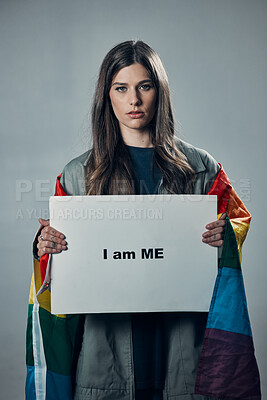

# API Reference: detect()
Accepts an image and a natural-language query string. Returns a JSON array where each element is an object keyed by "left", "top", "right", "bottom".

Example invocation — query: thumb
[
  {"left": 39, "top": 218, "right": 50, "bottom": 227},
  {"left": 219, "top": 212, "right": 227, "bottom": 220}
]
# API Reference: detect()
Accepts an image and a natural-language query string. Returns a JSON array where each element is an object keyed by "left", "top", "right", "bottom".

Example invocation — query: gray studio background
[{"left": 1, "top": 0, "right": 266, "bottom": 399}]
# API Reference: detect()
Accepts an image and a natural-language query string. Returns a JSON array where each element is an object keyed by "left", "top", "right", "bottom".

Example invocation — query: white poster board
[{"left": 50, "top": 195, "right": 217, "bottom": 314}]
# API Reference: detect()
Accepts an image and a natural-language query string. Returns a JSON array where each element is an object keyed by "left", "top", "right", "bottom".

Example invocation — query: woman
[{"left": 26, "top": 41, "right": 260, "bottom": 400}]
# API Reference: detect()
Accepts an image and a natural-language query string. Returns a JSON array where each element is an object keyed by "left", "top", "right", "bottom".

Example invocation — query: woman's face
[{"left": 109, "top": 63, "right": 157, "bottom": 146}]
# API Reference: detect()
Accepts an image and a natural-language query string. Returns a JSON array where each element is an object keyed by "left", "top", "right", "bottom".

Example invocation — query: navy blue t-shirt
[{"left": 126, "top": 145, "right": 165, "bottom": 390}]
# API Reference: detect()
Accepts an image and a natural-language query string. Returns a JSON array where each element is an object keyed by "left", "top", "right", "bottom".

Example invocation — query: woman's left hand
[{"left": 202, "top": 212, "right": 226, "bottom": 247}]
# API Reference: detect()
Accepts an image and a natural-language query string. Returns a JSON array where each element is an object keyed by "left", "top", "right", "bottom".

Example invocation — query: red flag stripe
[
  {"left": 207, "top": 164, "right": 232, "bottom": 214},
  {"left": 40, "top": 174, "right": 67, "bottom": 283}
]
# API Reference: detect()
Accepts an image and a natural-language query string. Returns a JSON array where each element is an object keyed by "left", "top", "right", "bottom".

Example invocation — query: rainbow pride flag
[
  {"left": 26, "top": 174, "right": 83, "bottom": 400},
  {"left": 25, "top": 166, "right": 261, "bottom": 399},
  {"left": 195, "top": 166, "right": 261, "bottom": 399}
]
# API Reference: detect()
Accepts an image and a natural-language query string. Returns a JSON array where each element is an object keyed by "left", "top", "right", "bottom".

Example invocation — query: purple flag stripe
[{"left": 195, "top": 328, "right": 261, "bottom": 400}]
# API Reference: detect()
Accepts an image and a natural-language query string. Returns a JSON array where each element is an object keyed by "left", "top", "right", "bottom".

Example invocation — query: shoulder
[
  {"left": 60, "top": 150, "right": 91, "bottom": 195},
  {"left": 175, "top": 137, "right": 220, "bottom": 176},
  {"left": 63, "top": 150, "right": 91, "bottom": 172},
  {"left": 174, "top": 137, "right": 221, "bottom": 193}
]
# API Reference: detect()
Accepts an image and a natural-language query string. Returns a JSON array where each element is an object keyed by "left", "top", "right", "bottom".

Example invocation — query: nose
[{"left": 129, "top": 89, "right": 142, "bottom": 106}]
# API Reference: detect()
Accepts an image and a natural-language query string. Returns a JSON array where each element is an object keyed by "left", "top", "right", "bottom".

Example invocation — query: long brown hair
[{"left": 86, "top": 40, "right": 194, "bottom": 194}]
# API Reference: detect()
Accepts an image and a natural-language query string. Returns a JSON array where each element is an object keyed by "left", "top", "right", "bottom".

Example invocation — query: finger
[
  {"left": 37, "top": 241, "right": 67, "bottom": 255},
  {"left": 39, "top": 218, "right": 50, "bottom": 227},
  {"left": 202, "top": 226, "right": 224, "bottom": 239},
  {"left": 39, "top": 233, "right": 67, "bottom": 245},
  {"left": 38, "top": 239, "right": 67, "bottom": 250},
  {"left": 202, "top": 232, "right": 224, "bottom": 244},
  {"left": 37, "top": 246, "right": 63, "bottom": 257},
  {"left": 205, "top": 219, "right": 226, "bottom": 230},
  {"left": 206, "top": 239, "right": 224, "bottom": 247},
  {"left": 202, "top": 234, "right": 224, "bottom": 247},
  {"left": 41, "top": 225, "right": 65, "bottom": 239},
  {"left": 205, "top": 212, "right": 227, "bottom": 230}
]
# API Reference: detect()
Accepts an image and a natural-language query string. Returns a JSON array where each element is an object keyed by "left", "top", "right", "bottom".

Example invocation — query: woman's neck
[{"left": 121, "top": 129, "right": 153, "bottom": 148}]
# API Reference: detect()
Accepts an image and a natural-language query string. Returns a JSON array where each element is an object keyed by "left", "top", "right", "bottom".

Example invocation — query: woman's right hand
[{"left": 37, "top": 218, "right": 67, "bottom": 257}]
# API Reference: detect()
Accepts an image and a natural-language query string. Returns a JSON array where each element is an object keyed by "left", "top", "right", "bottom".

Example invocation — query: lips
[{"left": 127, "top": 111, "right": 145, "bottom": 119}]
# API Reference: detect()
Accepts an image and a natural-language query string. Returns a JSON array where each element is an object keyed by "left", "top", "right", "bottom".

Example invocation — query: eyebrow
[{"left": 112, "top": 79, "right": 153, "bottom": 86}]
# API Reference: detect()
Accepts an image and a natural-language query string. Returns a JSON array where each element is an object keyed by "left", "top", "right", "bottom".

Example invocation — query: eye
[
  {"left": 139, "top": 84, "right": 152, "bottom": 91},
  {"left": 115, "top": 86, "right": 127, "bottom": 92}
]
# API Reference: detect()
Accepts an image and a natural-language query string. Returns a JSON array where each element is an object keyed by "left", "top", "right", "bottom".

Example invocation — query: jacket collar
[{"left": 83, "top": 138, "right": 207, "bottom": 174}]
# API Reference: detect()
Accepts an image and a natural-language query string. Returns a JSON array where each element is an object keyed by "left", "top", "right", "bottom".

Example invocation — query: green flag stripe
[
  {"left": 26, "top": 303, "right": 82, "bottom": 375},
  {"left": 219, "top": 216, "right": 241, "bottom": 270}
]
